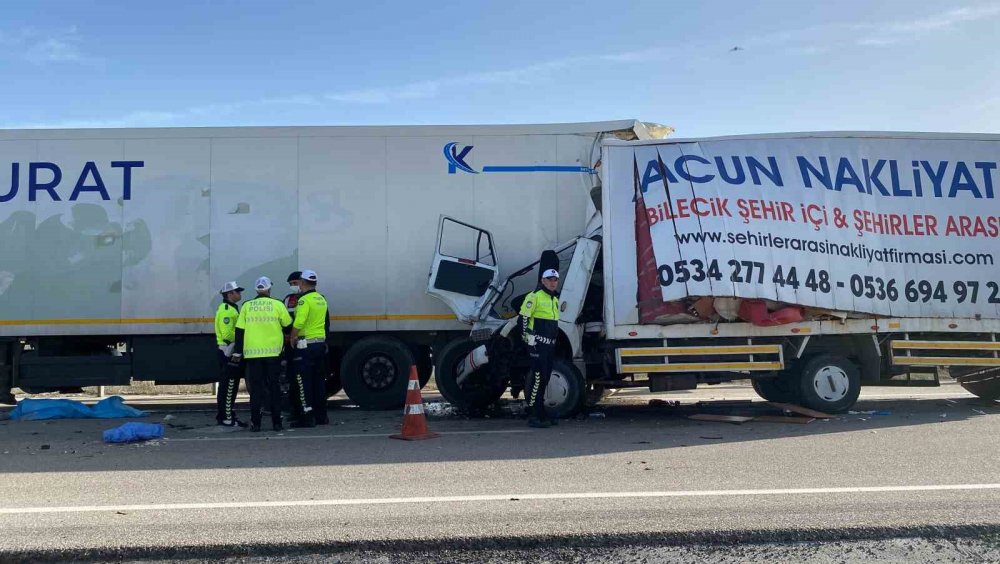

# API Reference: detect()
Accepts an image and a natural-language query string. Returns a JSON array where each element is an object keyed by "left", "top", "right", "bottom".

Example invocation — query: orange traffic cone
[{"left": 390, "top": 366, "right": 439, "bottom": 441}]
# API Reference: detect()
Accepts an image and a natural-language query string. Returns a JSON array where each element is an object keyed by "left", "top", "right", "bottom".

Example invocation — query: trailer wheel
[
  {"left": 525, "top": 358, "right": 585, "bottom": 419},
  {"left": 955, "top": 367, "right": 1000, "bottom": 401},
  {"left": 340, "top": 336, "right": 414, "bottom": 410},
  {"left": 434, "top": 338, "right": 506, "bottom": 411},
  {"left": 796, "top": 354, "right": 861, "bottom": 413},
  {"left": 751, "top": 375, "right": 799, "bottom": 403}
]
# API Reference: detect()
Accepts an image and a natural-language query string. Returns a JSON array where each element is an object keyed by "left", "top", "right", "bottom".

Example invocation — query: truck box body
[
  {"left": 601, "top": 132, "right": 1000, "bottom": 340},
  {"left": 0, "top": 121, "right": 652, "bottom": 338}
]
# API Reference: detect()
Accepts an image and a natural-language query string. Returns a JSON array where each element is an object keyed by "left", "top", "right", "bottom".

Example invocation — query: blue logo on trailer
[
  {"left": 444, "top": 142, "right": 595, "bottom": 175},
  {"left": 444, "top": 142, "right": 477, "bottom": 174}
]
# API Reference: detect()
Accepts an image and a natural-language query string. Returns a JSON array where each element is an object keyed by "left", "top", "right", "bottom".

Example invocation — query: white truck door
[{"left": 427, "top": 216, "right": 500, "bottom": 324}]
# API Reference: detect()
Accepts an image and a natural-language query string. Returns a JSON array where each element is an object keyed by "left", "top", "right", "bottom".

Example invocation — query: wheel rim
[
  {"left": 362, "top": 355, "right": 396, "bottom": 390},
  {"left": 544, "top": 371, "right": 572, "bottom": 408},
  {"left": 812, "top": 365, "right": 849, "bottom": 402}
]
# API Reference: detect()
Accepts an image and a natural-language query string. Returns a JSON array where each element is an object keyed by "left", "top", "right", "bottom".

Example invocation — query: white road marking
[
  {"left": 2, "top": 484, "right": 998, "bottom": 515},
  {"left": 167, "top": 429, "right": 530, "bottom": 442}
]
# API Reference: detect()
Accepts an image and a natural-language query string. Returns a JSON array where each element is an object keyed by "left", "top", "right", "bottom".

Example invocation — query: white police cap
[{"left": 219, "top": 281, "right": 245, "bottom": 294}]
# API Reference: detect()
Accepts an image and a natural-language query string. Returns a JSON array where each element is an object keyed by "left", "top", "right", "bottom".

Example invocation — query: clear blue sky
[{"left": 2, "top": 1, "right": 998, "bottom": 136}]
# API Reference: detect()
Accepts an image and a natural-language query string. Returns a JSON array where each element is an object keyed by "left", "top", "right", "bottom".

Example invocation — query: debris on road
[
  {"left": 688, "top": 414, "right": 754, "bottom": 424},
  {"left": 675, "top": 399, "right": 832, "bottom": 425},
  {"left": 752, "top": 415, "right": 815, "bottom": 424},
  {"left": 424, "top": 402, "right": 457, "bottom": 417},
  {"left": 648, "top": 399, "right": 680, "bottom": 408},
  {"left": 765, "top": 402, "right": 833, "bottom": 419},
  {"left": 102, "top": 422, "right": 165, "bottom": 444}
]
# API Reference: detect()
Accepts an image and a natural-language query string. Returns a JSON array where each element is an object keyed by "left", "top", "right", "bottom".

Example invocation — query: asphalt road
[{"left": 0, "top": 382, "right": 998, "bottom": 561}]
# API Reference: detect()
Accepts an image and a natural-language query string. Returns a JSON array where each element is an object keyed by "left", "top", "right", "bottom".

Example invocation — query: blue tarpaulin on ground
[
  {"left": 8, "top": 396, "right": 147, "bottom": 421},
  {"left": 102, "top": 422, "right": 164, "bottom": 443}
]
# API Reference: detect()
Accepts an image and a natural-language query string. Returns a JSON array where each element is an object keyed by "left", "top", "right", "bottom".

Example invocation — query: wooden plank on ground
[
  {"left": 766, "top": 402, "right": 834, "bottom": 419},
  {"left": 688, "top": 414, "right": 754, "bottom": 424},
  {"left": 753, "top": 415, "right": 815, "bottom": 424}
]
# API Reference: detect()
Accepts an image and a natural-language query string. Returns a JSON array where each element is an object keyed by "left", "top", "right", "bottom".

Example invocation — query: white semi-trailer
[
  {"left": 428, "top": 132, "right": 1000, "bottom": 415},
  {"left": 0, "top": 121, "right": 663, "bottom": 407}
]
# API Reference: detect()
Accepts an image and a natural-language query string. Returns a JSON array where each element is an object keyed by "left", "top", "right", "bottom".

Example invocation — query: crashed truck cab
[{"left": 427, "top": 215, "right": 602, "bottom": 417}]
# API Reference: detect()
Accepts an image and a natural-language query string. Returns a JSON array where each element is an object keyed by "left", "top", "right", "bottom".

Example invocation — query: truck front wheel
[
  {"left": 525, "top": 359, "right": 585, "bottom": 419},
  {"left": 434, "top": 338, "right": 506, "bottom": 412},
  {"left": 340, "top": 336, "right": 414, "bottom": 410},
  {"left": 796, "top": 354, "right": 861, "bottom": 413}
]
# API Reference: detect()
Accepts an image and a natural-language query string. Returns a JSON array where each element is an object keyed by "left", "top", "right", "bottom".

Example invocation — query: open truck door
[{"left": 427, "top": 216, "right": 500, "bottom": 324}]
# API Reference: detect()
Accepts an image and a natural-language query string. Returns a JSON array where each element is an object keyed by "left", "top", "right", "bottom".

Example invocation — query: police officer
[
  {"left": 215, "top": 281, "right": 247, "bottom": 427},
  {"left": 233, "top": 276, "right": 292, "bottom": 432},
  {"left": 520, "top": 268, "right": 561, "bottom": 428},
  {"left": 289, "top": 269, "right": 330, "bottom": 426},
  {"left": 282, "top": 271, "right": 309, "bottom": 422}
]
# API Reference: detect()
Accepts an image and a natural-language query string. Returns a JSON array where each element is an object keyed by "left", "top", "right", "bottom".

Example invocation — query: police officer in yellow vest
[
  {"left": 289, "top": 269, "right": 330, "bottom": 426},
  {"left": 520, "top": 268, "right": 561, "bottom": 428},
  {"left": 215, "top": 281, "right": 247, "bottom": 428},
  {"left": 233, "top": 276, "right": 292, "bottom": 432},
  {"left": 282, "top": 271, "right": 309, "bottom": 422}
]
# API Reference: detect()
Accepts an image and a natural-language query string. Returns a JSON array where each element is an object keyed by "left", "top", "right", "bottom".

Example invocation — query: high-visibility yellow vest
[
  {"left": 236, "top": 296, "right": 292, "bottom": 358},
  {"left": 293, "top": 290, "right": 329, "bottom": 340},
  {"left": 214, "top": 301, "right": 239, "bottom": 346}
]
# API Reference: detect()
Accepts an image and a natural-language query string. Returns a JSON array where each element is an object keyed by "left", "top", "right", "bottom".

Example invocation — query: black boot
[{"left": 528, "top": 418, "right": 551, "bottom": 428}]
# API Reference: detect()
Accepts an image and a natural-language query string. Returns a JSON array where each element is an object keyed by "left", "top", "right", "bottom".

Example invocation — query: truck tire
[
  {"left": 525, "top": 358, "right": 585, "bottom": 419},
  {"left": 751, "top": 375, "right": 799, "bottom": 403},
  {"left": 796, "top": 354, "right": 861, "bottom": 413},
  {"left": 434, "top": 338, "right": 506, "bottom": 411},
  {"left": 955, "top": 367, "right": 1000, "bottom": 401},
  {"left": 340, "top": 336, "right": 414, "bottom": 410}
]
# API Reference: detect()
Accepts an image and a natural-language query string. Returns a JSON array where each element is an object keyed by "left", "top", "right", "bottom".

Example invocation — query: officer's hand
[
  {"left": 524, "top": 333, "right": 536, "bottom": 347},
  {"left": 296, "top": 339, "right": 307, "bottom": 350},
  {"left": 227, "top": 353, "right": 242, "bottom": 368}
]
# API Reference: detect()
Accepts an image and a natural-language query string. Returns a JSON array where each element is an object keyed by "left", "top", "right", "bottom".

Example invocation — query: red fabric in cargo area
[
  {"left": 633, "top": 158, "right": 693, "bottom": 324},
  {"left": 738, "top": 299, "right": 804, "bottom": 326}
]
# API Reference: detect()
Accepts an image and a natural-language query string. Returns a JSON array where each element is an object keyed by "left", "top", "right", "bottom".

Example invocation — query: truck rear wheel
[
  {"left": 525, "top": 359, "right": 585, "bottom": 419},
  {"left": 796, "top": 354, "right": 861, "bottom": 413},
  {"left": 955, "top": 367, "right": 1000, "bottom": 401},
  {"left": 751, "top": 375, "right": 799, "bottom": 403},
  {"left": 340, "top": 336, "right": 414, "bottom": 410},
  {"left": 434, "top": 338, "right": 506, "bottom": 411}
]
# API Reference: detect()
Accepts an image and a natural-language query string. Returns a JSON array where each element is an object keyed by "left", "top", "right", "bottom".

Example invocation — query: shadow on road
[{"left": 0, "top": 392, "right": 996, "bottom": 474}]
